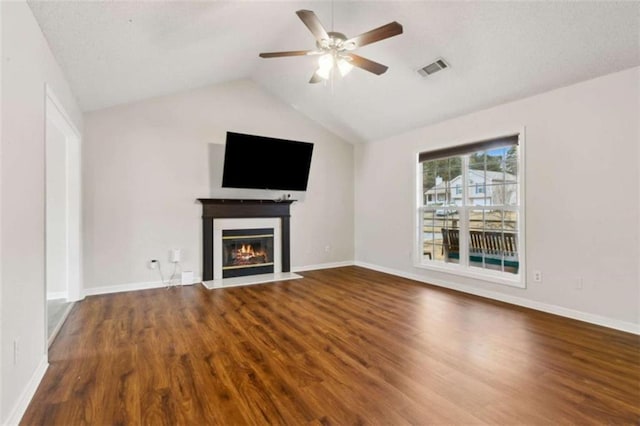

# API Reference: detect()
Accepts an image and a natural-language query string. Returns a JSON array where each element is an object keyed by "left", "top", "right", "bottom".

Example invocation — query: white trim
[
  {"left": 46, "top": 291, "right": 68, "bottom": 301},
  {"left": 83, "top": 277, "right": 202, "bottom": 297},
  {"left": 413, "top": 261, "right": 524, "bottom": 288},
  {"left": 354, "top": 261, "right": 640, "bottom": 335},
  {"left": 518, "top": 128, "right": 527, "bottom": 282},
  {"left": 0, "top": 5, "right": 4, "bottom": 420},
  {"left": 4, "top": 356, "right": 49, "bottom": 426},
  {"left": 47, "top": 302, "right": 74, "bottom": 348},
  {"left": 44, "top": 86, "right": 81, "bottom": 138},
  {"left": 292, "top": 260, "right": 355, "bottom": 272},
  {"left": 45, "top": 87, "right": 83, "bottom": 304},
  {"left": 80, "top": 261, "right": 358, "bottom": 295}
]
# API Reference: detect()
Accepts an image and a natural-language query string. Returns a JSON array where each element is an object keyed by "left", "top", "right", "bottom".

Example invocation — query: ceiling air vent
[{"left": 418, "top": 58, "right": 449, "bottom": 77}]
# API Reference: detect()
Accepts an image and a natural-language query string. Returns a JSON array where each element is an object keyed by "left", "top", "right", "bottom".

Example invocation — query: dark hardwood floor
[{"left": 22, "top": 266, "right": 640, "bottom": 425}]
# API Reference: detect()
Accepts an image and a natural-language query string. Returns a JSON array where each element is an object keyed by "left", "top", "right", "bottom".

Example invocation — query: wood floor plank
[{"left": 21, "top": 266, "right": 640, "bottom": 425}]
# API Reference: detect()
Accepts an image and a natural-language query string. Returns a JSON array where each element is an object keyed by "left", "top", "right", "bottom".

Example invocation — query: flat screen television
[{"left": 221, "top": 132, "right": 314, "bottom": 191}]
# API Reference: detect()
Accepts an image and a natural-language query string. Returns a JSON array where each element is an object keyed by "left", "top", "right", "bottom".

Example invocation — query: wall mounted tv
[{"left": 221, "top": 132, "right": 314, "bottom": 191}]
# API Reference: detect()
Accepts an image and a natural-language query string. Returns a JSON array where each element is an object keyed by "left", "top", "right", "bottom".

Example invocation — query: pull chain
[{"left": 331, "top": 0, "right": 334, "bottom": 32}]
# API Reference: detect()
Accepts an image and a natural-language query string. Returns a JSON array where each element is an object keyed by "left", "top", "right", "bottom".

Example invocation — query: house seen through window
[{"left": 418, "top": 134, "right": 522, "bottom": 284}]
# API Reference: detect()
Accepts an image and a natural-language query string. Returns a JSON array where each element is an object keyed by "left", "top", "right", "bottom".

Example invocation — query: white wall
[
  {"left": 1, "top": 1, "right": 83, "bottom": 423},
  {"left": 355, "top": 67, "right": 640, "bottom": 330},
  {"left": 83, "top": 79, "right": 354, "bottom": 290}
]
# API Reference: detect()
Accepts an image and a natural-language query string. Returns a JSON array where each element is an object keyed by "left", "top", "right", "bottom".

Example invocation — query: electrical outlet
[
  {"left": 324, "top": 245, "right": 331, "bottom": 253},
  {"left": 149, "top": 259, "right": 158, "bottom": 269},
  {"left": 575, "top": 277, "right": 583, "bottom": 290},
  {"left": 170, "top": 249, "right": 181, "bottom": 263},
  {"left": 533, "top": 270, "right": 542, "bottom": 282}
]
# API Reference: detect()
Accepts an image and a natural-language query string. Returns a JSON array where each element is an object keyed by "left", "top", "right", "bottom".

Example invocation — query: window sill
[{"left": 413, "top": 261, "right": 526, "bottom": 288}]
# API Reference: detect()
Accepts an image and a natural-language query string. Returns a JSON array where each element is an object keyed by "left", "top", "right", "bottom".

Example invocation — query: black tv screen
[{"left": 222, "top": 132, "right": 314, "bottom": 191}]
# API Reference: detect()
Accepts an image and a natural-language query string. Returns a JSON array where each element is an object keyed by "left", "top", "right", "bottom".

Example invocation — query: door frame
[{"left": 44, "top": 86, "right": 82, "bottom": 342}]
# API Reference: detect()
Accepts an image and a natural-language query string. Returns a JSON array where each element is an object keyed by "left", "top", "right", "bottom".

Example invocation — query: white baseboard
[
  {"left": 83, "top": 261, "right": 358, "bottom": 296},
  {"left": 46, "top": 291, "right": 68, "bottom": 300},
  {"left": 83, "top": 276, "right": 202, "bottom": 297},
  {"left": 84, "top": 261, "right": 357, "bottom": 296},
  {"left": 4, "top": 356, "right": 49, "bottom": 426},
  {"left": 355, "top": 261, "right": 640, "bottom": 335},
  {"left": 82, "top": 261, "right": 355, "bottom": 297},
  {"left": 293, "top": 260, "right": 355, "bottom": 272}
]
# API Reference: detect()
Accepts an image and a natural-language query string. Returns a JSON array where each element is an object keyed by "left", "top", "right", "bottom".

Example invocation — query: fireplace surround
[{"left": 198, "top": 199, "right": 295, "bottom": 285}]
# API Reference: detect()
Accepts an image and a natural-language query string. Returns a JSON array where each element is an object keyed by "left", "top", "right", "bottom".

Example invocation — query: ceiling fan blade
[
  {"left": 309, "top": 72, "right": 324, "bottom": 84},
  {"left": 259, "top": 50, "right": 320, "bottom": 58},
  {"left": 345, "top": 21, "right": 403, "bottom": 48},
  {"left": 345, "top": 53, "right": 389, "bottom": 75},
  {"left": 296, "top": 10, "right": 330, "bottom": 42}
]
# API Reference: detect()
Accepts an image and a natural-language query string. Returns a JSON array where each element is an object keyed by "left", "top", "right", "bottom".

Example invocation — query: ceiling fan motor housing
[{"left": 317, "top": 32, "right": 353, "bottom": 51}]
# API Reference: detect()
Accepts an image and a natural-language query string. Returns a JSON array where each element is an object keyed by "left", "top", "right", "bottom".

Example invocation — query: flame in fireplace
[
  {"left": 231, "top": 244, "right": 269, "bottom": 265},
  {"left": 239, "top": 244, "right": 254, "bottom": 255}
]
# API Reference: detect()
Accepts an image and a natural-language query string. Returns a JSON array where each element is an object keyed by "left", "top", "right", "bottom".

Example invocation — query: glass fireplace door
[{"left": 222, "top": 228, "right": 275, "bottom": 278}]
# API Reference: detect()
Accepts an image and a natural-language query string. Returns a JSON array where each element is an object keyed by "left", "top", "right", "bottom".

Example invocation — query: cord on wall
[
  {"left": 149, "top": 259, "right": 167, "bottom": 286},
  {"left": 167, "top": 261, "right": 182, "bottom": 288},
  {"left": 150, "top": 250, "right": 183, "bottom": 288},
  {"left": 167, "top": 248, "right": 182, "bottom": 287},
  {"left": 150, "top": 259, "right": 171, "bottom": 288}
]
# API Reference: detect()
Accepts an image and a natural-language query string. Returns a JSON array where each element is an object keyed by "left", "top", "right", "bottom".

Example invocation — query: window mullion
[{"left": 459, "top": 155, "right": 469, "bottom": 266}]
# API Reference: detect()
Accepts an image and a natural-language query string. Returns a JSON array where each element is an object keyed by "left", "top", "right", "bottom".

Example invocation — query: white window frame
[{"left": 414, "top": 129, "right": 526, "bottom": 288}]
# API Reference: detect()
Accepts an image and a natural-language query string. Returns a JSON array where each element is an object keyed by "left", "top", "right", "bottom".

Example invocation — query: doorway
[{"left": 45, "top": 87, "right": 81, "bottom": 345}]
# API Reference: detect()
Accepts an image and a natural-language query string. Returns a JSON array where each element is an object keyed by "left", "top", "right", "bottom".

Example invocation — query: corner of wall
[{"left": 1, "top": 1, "right": 83, "bottom": 423}]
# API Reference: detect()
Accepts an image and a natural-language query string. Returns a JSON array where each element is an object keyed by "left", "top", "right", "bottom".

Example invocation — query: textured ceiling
[{"left": 28, "top": 1, "right": 640, "bottom": 143}]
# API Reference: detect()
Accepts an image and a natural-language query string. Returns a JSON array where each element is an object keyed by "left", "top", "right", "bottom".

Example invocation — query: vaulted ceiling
[{"left": 28, "top": 1, "right": 640, "bottom": 143}]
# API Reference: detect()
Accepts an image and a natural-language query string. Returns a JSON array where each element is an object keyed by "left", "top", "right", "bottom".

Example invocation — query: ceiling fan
[{"left": 259, "top": 10, "right": 403, "bottom": 84}]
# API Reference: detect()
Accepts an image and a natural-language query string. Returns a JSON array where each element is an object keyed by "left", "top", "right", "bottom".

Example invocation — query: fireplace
[
  {"left": 222, "top": 228, "right": 274, "bottom": 278},
  {"left": 197, "top": 199, "right": 295, "bottom": 285}
]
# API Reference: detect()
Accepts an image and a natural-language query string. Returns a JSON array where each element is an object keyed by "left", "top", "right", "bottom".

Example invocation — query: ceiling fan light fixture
[
  {"left": 317, "top": 53, "right": 335, "bottom": 79},
  {"left": 315, "top": 68, "right": 330, "bottom": 80},
  {"left": 337, "top": 57, "right": 353, "bottom": 76}
]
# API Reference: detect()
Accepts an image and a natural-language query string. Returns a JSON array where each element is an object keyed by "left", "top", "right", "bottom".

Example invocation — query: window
[{"left": 417, "top": 134, "right": 523, "bottom": 286}]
